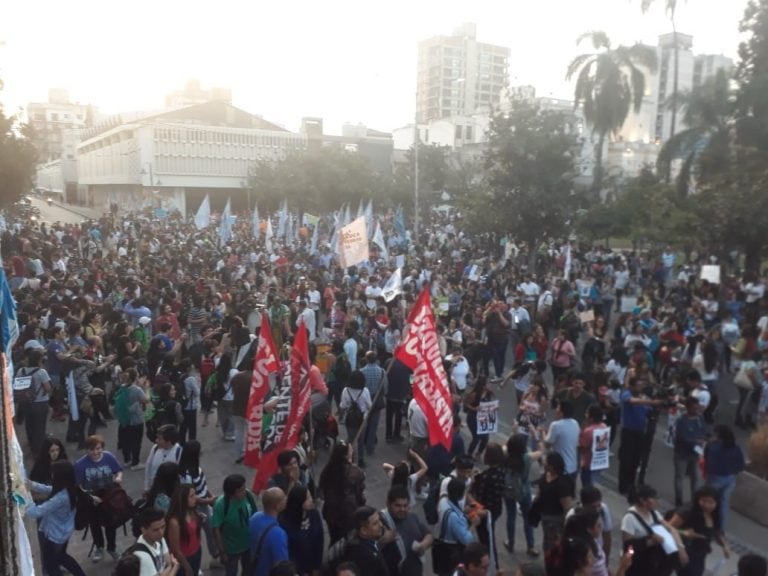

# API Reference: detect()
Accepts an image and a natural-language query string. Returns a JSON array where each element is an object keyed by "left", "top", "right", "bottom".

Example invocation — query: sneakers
[
  {"left": 91, "top": 548, "right": 104, "bottom": 563},
  {"left": 107, "top": 549, "right": 121, "bottom": 561},
  {"left": 130, "top": 464, "right": 146, "bottom": 471}
]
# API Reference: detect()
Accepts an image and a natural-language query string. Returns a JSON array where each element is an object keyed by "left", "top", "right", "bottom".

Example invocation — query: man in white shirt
[
  {"left": 343, "top": 328, "right": 359, "bottom": 371},
  {"left": 131, "top": 507, "right": 177, "bottom": 576},
  {"left": 518, "top": 275, "right": 540, "bottom": 317},
  {"left": 407, "top": 398, "right": 428, "bottom": 454},
  {"left": 545, "top": 399, "right": 580, "bottom": 477},
  {"left": 365, "top": 276, "right": 383, "bottom": 310},
  {"left": 296, "top": 300, "right": 316, "bottom": 342},
  {"left": 613, "top": 266, "right": 630, "bottom": 312},
  {"left": 144, "top": 425, "right": 183, "bottom": 490}
]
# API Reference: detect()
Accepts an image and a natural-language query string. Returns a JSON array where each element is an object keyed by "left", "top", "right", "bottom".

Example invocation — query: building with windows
[
  {"left": 164, "top": 79, "right": 232, "bottom": 108},
  {"left": 416, "top": 23, "right": 510, "bottom": 124},
  {"left": 27, "top": 89, "right": 92, "bottom": 163}
]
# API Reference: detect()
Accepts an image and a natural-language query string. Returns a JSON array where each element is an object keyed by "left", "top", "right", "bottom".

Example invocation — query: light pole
[{"left": 141, "top": 163, "right": 162, "bottom": 208}]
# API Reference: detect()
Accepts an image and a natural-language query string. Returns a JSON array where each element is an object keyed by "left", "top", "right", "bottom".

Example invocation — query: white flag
[
  {"left": 344, "top": 203, "right": 352, "bottom": 225},
  {"left": 265, "top": 218, "right": 274, "bottom": 254},
  {"left": 218, "top": 198, "right": 233, "bottom": 247},
  {"left": 310, "top": 220, "right": 320, "bottom": 255},
  {"left": 564, "top": 243, "right": 572, "bottom": 281},
  {"left": 252, "top": 205, "right": 260, "bottom": 241},
  {"left": 277, "top": 199, "right": 288, "bottom": 239},
  {"left": 194, "top": 194, "right": 211, "bottom": 230},
  {"left": 365, "top": 199, "right": 374, "bottom": 238},
  {"left": 336, "top": 216, "right": 369, "bottom": 269},
  {"left": 372, "top": 219, "right": 388, "bottom": 262},
  {"left": 382, "top": 267, "right": 403, "bottom": 302}
]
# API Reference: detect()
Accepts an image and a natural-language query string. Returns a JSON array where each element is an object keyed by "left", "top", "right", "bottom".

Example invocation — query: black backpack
[
  {"left": 423, "top": 479, "right": 442, "bottom": 525},
  {"left": 145, "top": 400, "right": 178, "bottom": 442},
  {"left": 333, "top": 353, "right": 352, "bottom": 385},
  {"left": 130, "top": 497, "right": 150, "bottom": 538},
  {"left": 344, "top": 389, "right": 364, "bottom": 430},
  {"left": 123, "top": 542, "right": 161, "bottom": 573}
]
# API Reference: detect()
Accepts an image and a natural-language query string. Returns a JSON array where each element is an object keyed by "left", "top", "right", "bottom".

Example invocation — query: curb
[{"left": 51, "top": 201, "right": 104, "bottom": 221}]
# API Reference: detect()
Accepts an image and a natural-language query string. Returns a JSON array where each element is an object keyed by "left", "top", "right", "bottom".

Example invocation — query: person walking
[
  {"left": 673, "top": 397, "right": 708, "bottom": 507},
  {"left": 166, "top": 484, "right": 203, "bottom": 576},
  {"left": 212, "top": 474, "right": 258, "bottom": 576},
  {"left": 360, "top": 351, "right": 387, "bottom": 458},
  {"left": 113, "top": 367, "right": 148, "bottom": 470},
  {"left": 16, "top": 346, "right": 52, "bottom": 455},
  {"left": 463, "top": 376, "right": 495, "bottom": 458},
  {"left": 339, "top": 371, "right": 371, "bottom": 467},
  {"left": 248, "top": 487, "right": 290, "bottom": 576},
  {"left": 704, "top": 425, "right": 746, "bottom": 530}
]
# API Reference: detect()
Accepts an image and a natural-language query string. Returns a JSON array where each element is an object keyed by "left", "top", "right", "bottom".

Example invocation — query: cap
[
  {"left": 24, "top": 339, "right": 45, "bottom": 351},
  {"left": 138, "top": 317, "right": 152, "bottom": 326}
]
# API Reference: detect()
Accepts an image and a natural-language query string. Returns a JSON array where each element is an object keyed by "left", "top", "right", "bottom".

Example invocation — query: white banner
[
  {"left": 337, "top": 216, "right": 369, "bottom": 269},
  {"left": 700, "top": 265, "right": 721, "bottom": 284},
  {"left": 590, "top": 427, "right": 611, "bottom": 471},
  {"left": 476, "top": 400, "right": 499, "bottom": 435},
  {"left": 382, "top": 268, "right": 403, "bottom": 302}
]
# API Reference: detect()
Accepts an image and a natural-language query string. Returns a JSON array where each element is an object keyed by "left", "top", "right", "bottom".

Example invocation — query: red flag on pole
[
  {"left": 395, "top": 286, "right": 453, "bottom": 449},
  {"left": 251, "top": 320, "right": 312, "bottom": 492},
  {"left": 243, "top": 312, "right": 279, "bottom": 468}
]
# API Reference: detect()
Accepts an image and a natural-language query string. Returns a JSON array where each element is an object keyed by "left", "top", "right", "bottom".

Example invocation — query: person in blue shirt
[
  {"left": 618, "top": 377, "right": 661, "bottom": 495},
  {"left": 26, "top": 460, "right": 87, "bottom": 576},
  {"left": 248, "top": 487, "right": 289, "bottom": 576},
  {"left": 704, "top": 425, "right": 746, "bottom": 530}
]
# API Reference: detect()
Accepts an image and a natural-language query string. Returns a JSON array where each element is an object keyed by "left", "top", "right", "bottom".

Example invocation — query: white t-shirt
[
  {"left": 407, "top": 399, "right": 428, "bottom": 439},
  {"left": 546, "top": 418, "right": 580, "bottom": 475},
  {"left": 451, "top": 358, "right": 470, "bottom": 391},
  {"left": 691, "top": 387, "right": 711, "bottom": 409},
  {"left": 133, "top": 535, "right": 169, "bottom": 576}
]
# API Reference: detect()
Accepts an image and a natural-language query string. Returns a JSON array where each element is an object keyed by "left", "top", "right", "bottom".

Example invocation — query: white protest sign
[
  {"left": 476, "top": 400, "right": 499, "bottom": 435},
  {"left": 336, "top": 217, "right": 369, "bottom": 268},
  {"left": 590, "top": 427, "right": 611, "bottom": 471},
  {"left": 700, "top": 265, "right": 721, "bottom": 284}
]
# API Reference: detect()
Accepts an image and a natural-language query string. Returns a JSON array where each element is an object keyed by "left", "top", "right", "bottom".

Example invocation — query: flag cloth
[
  {"left": 394, "top": 287, "right": 453, "bottom": 449},
  {"left": 0, "top": 269, "right": 19, "bottom": 356},
  {"left": 218, "top": 198, "right": 232, "bottom": 247},
  {"left": 372, "top": 219, "right": 389, "bottom": 262},
  {"left": 194, "top": 194, "right": 211, "bottom": 230},
  {"left": 365, "top": 199, "right": 374, "bottom": 238},
  {"left": 277, "top": 199, "right": 288, "bottom": 239},
  {"left": 336, "top": 216, "right": 369, "bottom": 269},
  {"left": 265, "top": 218, "right": 274, "bottom": 254},
  {"left": 244, "top": 312, "right": 279, "bottom": 468},
  {"left": 394, "top": 205, "right": 406, "bottom": 242},
  {"left": 252, "top": 205, "right": 260, "bottom": 241},
  {"left": 251, "top": 320, "right": 312, "bottom": 492},
  {"left": 344, "top": 204, "right": 352, "bottom": 225},
  {"left": 382, "top": 267, "right": 403, "bottom": 302},
  {"left": 310, "top": 219, "right": 320, "bottom": 255},
  {"left": 563, "top": 243, "right": 572, "bottom": 281}
]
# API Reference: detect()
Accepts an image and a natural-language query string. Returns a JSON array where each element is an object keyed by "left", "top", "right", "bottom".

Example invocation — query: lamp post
[{"left": 141, "top": 163, "right": 162, "bottom": 208}]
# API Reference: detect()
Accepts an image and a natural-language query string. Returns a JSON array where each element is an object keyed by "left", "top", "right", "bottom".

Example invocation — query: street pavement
[{"left": 27, "top": 196, "right": 104, "bottom": 225}]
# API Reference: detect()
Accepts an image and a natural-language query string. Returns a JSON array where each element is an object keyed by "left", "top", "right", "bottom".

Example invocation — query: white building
[
  {"left": 27, "top": 89, "right": 92, "bottom": 164},
  {"left": 416, "top": 23, "right": 510, "bottom": 124},
  {"left": 76, "top": 100, "right": 307, "bottom": 215},
  {"left": 392, "top": 113, "right": 490, "bottom": 151},
  {"left": 164, "top": 79, "right": 232, "bottom": 109}
]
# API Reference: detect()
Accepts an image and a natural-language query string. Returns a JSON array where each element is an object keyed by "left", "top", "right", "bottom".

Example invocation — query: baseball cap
[{"left": 24, "top": 339, "right": 45, "bottom": 351}]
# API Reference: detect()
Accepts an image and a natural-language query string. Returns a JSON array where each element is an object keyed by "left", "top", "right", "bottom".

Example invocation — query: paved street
[{"left": 27, "top": 196, "right": 104, "bottom": 226}]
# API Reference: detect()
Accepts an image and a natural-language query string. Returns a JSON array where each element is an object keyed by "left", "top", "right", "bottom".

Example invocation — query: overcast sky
[{"left": 0, "top": 0, "right": 751, "bottom": 134}]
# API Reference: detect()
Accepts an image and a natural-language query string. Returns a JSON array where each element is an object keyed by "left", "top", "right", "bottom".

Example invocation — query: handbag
[{"left": 431, "top": 509, "right": 465, "bottom": 574}]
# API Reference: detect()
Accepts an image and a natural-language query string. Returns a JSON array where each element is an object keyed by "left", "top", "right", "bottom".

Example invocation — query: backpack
[
  {"left": 503, "top": 455, "right": 531, "bottom": 501},
  {"left": 423, "top": 479, "right": 443, "bottom": 525},
  {"left": 95, "top": 485, "right": 134, "bottom": 529},
  {"left": 13, "top": 367, "right": 41, "bottom": 405},
  {"left": 112, "top": 385, "right": 131, "bottom": 427},
  {"left": 321, "top": 533, "right": 350, "bottom": 576},
  {"left": 131, "top": 497, "right": 150, "bottom": 538},
  {"left": 343, "top": 389, "right": 364, "bottom": 430},
  {"left": 333, "top": 353, "right": 352, "bottom": 385},
  {"left": 123, "top": 542, "right": 161, "bottom": 573},
  {"left": 221, "top": 490, "right": 258, "bottom": 518},
  {"left": 145, "top": 400, "right": 177, "bottom": 442},
  {"left": 74, "top": 487, "right": 96, "bottom": 531}
]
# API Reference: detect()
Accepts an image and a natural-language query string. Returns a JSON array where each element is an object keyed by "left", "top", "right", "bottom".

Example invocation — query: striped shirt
[{"left": 180, "top": 467, "right": 210, "bottom": 498}]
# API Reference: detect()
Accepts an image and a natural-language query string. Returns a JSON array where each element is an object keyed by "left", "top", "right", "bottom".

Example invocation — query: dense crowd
[{"left": 3, "top": 205, "right": 768, "bottom": 576}]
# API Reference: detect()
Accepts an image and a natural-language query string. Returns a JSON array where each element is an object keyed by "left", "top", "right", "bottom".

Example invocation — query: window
[
  {"left": 455, "top": 125, "right": 463, "bottom": 139},
  {"left": 465, "top": 126, "right": 473, "bottom": 140}
]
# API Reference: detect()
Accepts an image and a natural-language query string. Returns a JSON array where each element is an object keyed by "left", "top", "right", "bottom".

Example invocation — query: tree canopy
[{"left": 0, "top": 83, "right": 37, "bottom": 211}]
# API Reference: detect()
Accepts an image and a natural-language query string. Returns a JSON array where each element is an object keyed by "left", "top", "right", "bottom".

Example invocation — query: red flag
[
  {"left": 252, "top": 320, "right": 312, "bottom": 492},
  {"left": 395, "top": 286, "right": 453, "bottom": 449},
  {"left": 243, "top": 312, "right": 279, "bottom": 468}
]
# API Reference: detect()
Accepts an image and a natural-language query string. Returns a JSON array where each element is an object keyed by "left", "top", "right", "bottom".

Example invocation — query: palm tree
[
  {"left": 657, "top": 68, "right": 733, "bottom": 197},
  {"left": 640, "top": 1, "right": 685, "bottom": 142},
  {"left": 567, "top": 31, "right": 658, "bottom": 195}
]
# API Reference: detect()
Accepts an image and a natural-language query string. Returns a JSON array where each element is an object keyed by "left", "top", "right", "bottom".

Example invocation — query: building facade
[
  {"left": 27, "top": 89, "right": 91, "bottom": 164},
  {"left": 416, "top": 23, "right": 510, "bottom": 124}
]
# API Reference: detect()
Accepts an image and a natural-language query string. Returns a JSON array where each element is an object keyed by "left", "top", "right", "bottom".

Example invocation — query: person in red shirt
[{"left": 155, "top": 304, "right": 182, "bottom": 341}]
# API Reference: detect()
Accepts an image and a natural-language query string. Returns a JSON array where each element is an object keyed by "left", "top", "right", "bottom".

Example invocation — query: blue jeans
[
  {"left": 490, "top": 340, "right": 508, "bottom": 378},
  {"left": 706, "top": 473, "right": 736, "bottom": 530},
  {"left": 224, "top": 550, "right": 251, "bottom": 576},
  {"left": 504, "top": 491, "right": 535, "bottom": 550},
  {"left": 364, "top": 408, "right": 382, "bottom": 454},
  {"left": 180, "top": 547, "right": 202, "bottom": 576},
  {"left": 580, "top": 467, "right": 601, "bottom": 488},
  {"left": 40, "top": 535, "right": 86, "bottom": 576}
]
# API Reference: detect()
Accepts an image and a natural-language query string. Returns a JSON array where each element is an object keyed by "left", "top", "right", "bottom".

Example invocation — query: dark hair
[
  {"left": 714, "top": 424, "right": 736, "bottom": 449},
  {"left": 178, "top": 440, "right": 201, "bottom": 476},
  {"left": 269, "top": 560, "right": 300, "bottom": 576},
  {"left": 446, "top": 477, "right": 466, "bottom": 505},
  {"left": 335, "top": 561, "right": 361, "bottom": 576},
  {"left": 461, "top": 542, "right": 489, "bottom": 569},
  {"left": 506, "top": 434, "right": 528, "bottom": 474},
  {"left": 148, "top": 462, "right": 180, "bottom": 504},
  {"left": 627, "top": 483, "right": 658, "bottom": 505},
  {"left": 157, "top": 424, "right": 178, "bottom": 444},
  {"left": 580, "top": 485, "right": 603, "bottom": 507},
  {"left": 387, "top": 485, "right": 410, "bottom": 504},
  {"left": 30, "top": 437, "right": 68, "bottom": 484},
  {"left": 113, "top": 554, "right": 141, "bottom": 576},
  {"left": 557, "top": 399, "right": 574, "bottom": 419},
  {"left": 166, "top": 484, "right": 196, "bottom": 545},
  {"left": 138, "top": 506, "right": 165, "bottom": 529},
  {"left": 564, "top": 508, "right": 601, "bottom": 557},
  {"left": 50, "top": 460, "right": 78, "bottom": 509},
  {"left": 545, "top": 451, "right": 566, "bottom": 476},
  {"left": 548, "top": 537, "right": 593, "bottom": 576},
  {"left": 390, "top": 461, "right": 409, "bottom": 489},
  {"left": 348, "top": 370, "right": 366, "bottom": 390},
  {"left": 280, "top": 484, "right": 309, "bottom": 529},
  {"left": 277, "top": 450, "right": 299, "bottom": 468},
  {"left": 738, "top": 554, "right": 768, "bottom": 576},
  {"left": 586, "top": 405, "right": 604, "bottom": 423},
  {"left": 689, "top": 485, "right": 722, "bottom": 531},
  {"left": 319, "top": 441, "right": 350, "bottom": 495},
  {"left": 353, "top": 505, "right": 378, "bottom": 533},
  {"left": 222, "top": 474, "right": 246, "bottom": 497},
  {"left": 158, "top": 381, "right": 175, "bottom": 402},
  {"left": 483, "top": 442, "right": 505, "bottom": 467}
]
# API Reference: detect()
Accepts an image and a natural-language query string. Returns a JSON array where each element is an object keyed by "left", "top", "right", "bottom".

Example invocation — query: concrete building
[
  {"left": 76, "top": 100, "right": 305, "bottom": 215},
  {"left": 308, "top": 120, "right": 394, "bottom": 175},
  {"left": 164, "top": 79, "right": 232, "bottom": 109},
  {"left": 416, "top": 23, "right": 510, "bottom": 124},
  {"left": 27, "top": 89, "right": 92, "bottom": 163}
]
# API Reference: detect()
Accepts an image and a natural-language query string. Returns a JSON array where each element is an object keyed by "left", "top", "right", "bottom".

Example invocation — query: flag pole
[{"left": 350, "top": 357, "right": 398, "bottom": 450}]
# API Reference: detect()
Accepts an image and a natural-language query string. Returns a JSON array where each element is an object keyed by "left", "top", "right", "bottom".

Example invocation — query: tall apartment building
[
  {"left": 27, "top": 89, "right": 92, "bottom": 163},
  {"left": 416, "top": 23, "right": 510, "bottom": 124}
]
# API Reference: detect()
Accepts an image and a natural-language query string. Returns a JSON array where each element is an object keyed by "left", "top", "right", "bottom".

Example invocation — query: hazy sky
[{"left": 0, "top": 0, "right": 751, "bottom": 134}]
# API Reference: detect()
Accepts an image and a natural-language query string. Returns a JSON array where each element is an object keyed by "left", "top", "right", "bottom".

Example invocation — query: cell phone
[{"left": 628, "top": 545, "right": 635, "bottom": 556}]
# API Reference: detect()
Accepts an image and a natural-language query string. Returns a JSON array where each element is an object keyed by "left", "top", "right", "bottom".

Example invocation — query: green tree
[
  {"left": 461, "top": 97, "right": 578, "bottom": 269},
  {"left": 735, "top": 0, "right": 768, "bottom": 152},
  {"left": 567, "top": 31, "right": 657, "bottom": 195},
  {"left": 0, "top": 82, "right": 37, "bottom": 210},
  {"left": 657, "top": 68, "right": 733, "bottom": 197}
]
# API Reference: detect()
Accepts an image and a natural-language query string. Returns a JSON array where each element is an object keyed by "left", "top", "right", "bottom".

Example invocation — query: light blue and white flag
[
  {"left": 218, "top": 198, "right": 233, "bottom": 247},
  {"left": 252, "top": 204, "right": 260, "bottom": 241},
  {"left": 194, "top": 194, "right": 211, "bottom": 230}
]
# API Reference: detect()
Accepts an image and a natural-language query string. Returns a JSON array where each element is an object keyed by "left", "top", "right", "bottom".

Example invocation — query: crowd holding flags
[{"left": 194, "top": 194, "right": 211, "bottom": 230}]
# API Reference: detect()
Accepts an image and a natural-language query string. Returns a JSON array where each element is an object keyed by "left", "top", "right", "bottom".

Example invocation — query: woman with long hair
[
  {"left": 382, "top": 448, "right": 428, "bottom": 509},
  {"left": 177, "top": 440, "right": 218, "bottom": 559},
  {"left": 669, "top": 486, "right": 731, "bottom": 576},
  {"left": 147, "top": 461, "right": 181, "bottom": 513},
  {"left": 470, "top": 443, "right": 506, "bottom": 567},
  {"left": 560, "top": 508, "right": 608, "bottom": 576},
  {"left": 30, "top": 437, "right": 69, "bottom": 487},
  {"left": 279, "top": 484, "right": 324, "bottom": 576},
  {"left": 166, "top": 484, "right": 202, "bottom": 576},
  {"left": 704, "top": 425, "right": 745, "bottom": 530},
  {"left": 503, "top": 433, "right": 543, "bottom": 557},
  {"left": 463, "top": 375, "right": 495, "bottom": 457},
  {"left": 533, "top": 452, "right": 574, "bottom": 554},
  {"left": 317, "top": 440, "right": 366, "bottom": 544},
  {"left": 26, "top": 460, "right": 87, "bottom": 576}
]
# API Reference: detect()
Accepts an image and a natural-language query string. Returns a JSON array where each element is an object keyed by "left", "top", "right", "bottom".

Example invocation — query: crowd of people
[{"left": 3, "top": 205, "right": 768, "bottom": 576}]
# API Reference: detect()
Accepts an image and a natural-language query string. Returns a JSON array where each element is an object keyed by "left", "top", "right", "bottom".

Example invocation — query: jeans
[
  {"left": 180, "top": 547, "right": 202, "bottom": 576},
  {"left": 198, "top": 504, "right": 220, "bottom": 558},
  {"left": 40, "top": 535, "right": 86, "bottom": 576},
  {"left": 490, "top": 340, "right": 508, "bottom": 379},
  {"left": 504, "top": 492, "right": 535, "bottom": 550},
  {"left": 218, "top": 400, "right": 234, "bottom": 438},
  {"left": 232, "top": 415, "right": 247, "bottom": 460},
  {"left": 467, "top": 414, "right": 489, "bottom": 456},
  {"left": 25, "top": 401, "right": 49, "bottom": 455},
  {"left": 119, "top": 423, "right": 143, "bottom": 466},
  {"left": 706, "top": 473, "right": 736, "bottom": 530},
  {"left": 385, "top": 399, "right": 405, "bottom": 439},
  {"left": 347, "top": 425, "right": 366, "bottom": 464},
  {"left": 580, "top": 467, "right": 601, "bottom": 488},
  {"left": 180, "top": 408, "right": 198, "bottom": 442},
  {"left": 224, "top": 550, "right": 251, "bottom": 576},
  {"left": 364, "top": 408, "right": 382, "bottom": 455},
  {"left": 89, "top": 518, "right": 117, "bottom": 551},
  {"left": 673, "top": 451, "right": 699, "bottom": 506},
  {"left": 618, "top": 428, "right": 645, "bottom": 494}
]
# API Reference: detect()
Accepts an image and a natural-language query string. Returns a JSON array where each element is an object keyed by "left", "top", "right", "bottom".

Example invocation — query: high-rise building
[
  {"left": 27, "top": 89, "right": 92, "bottom": 163},
  {"left": 416, "top": 23, "right": 510, "bottom": 124}
]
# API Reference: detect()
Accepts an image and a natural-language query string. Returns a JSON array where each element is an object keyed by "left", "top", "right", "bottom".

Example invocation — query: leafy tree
[
  {"left": 248, "top": 146, "right": 391, "bottom": 214},
  {"left": 0, "top": 81, "right": 37, "bottom": 210},
  {"left": 657, "top": 68, "right": 733, "bottom": 197},
  {"left": 735, "top": 0, "right": 768, "bottom": 152},
  {"left": 461, "top": 97, "right": 579, "bottom": 269},
  {"left": 567, "top": 31, "right": 657, "bottom": 195}
]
